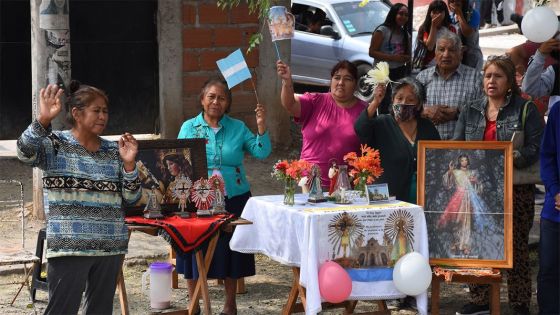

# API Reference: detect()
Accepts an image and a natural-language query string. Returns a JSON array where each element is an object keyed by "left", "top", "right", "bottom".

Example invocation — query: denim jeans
[{"left": 537, "top": 218, "right": 560, "bottom": 315}]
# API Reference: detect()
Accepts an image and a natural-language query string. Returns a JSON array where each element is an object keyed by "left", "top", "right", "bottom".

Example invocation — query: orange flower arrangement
[
  {"left": 272, "top": 159, "right": 312, "bottom": 182},
  {"left": 343, "top": 144, "right": 384, "bottom": 189},
  {"left": 272, "top": 159, "right": 313, "bottom": 205}
]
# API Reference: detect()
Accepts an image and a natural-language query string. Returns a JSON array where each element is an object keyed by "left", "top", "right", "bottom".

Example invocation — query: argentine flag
[{"left": 216, "top": 49, "right": 252, "bottom": 89}]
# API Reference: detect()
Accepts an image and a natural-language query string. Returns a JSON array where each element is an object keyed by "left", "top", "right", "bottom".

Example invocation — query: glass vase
[
  {"left": 283, "top": 178, "right": 296, "bottom": 206},
  {"left": 355, "top": 176, "right": 368, "bottom": 198}
]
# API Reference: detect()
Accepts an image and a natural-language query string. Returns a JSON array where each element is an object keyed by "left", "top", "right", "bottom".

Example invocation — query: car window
[
  {"left": 332, "top": 1, "right": 389, "bottom": 36},
  {"left": 292, "top": 4, "right": 336, "bottom": 36}
]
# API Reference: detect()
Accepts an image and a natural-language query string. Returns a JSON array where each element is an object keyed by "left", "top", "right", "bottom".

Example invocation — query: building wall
[{"left": 181, "top": 1, "right": 260, "bottom": 132}]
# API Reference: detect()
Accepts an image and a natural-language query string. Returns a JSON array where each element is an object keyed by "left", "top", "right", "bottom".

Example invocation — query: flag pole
[
  {"left": 273, "top": 41, "right": 281, "bottom": 60},
  {"left": 250, "top": 77, "right": 260, "bottom": 104}
]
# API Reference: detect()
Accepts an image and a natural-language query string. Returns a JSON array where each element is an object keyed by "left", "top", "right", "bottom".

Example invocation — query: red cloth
[
  {"left": 125, "top": 214, "right": 234, "bottom": 253},
  {"left": 438, "top": 188, "right": 466, "bottom": 227},
  {"left": 483, "top": 119, "right": 497, "bottom": 141}
]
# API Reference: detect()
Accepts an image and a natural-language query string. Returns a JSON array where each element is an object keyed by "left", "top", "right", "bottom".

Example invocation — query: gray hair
[
  {"left": 391, "top": 76, "right": 426, "bottom": 106},
  {"left": 435, "top": 29, "right": 463, "bottom": 52}
]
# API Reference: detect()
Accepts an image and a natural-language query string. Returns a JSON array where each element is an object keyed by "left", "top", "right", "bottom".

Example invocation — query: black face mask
[{"left": 392, "top": 104, "right": 419, "bottom": 121}]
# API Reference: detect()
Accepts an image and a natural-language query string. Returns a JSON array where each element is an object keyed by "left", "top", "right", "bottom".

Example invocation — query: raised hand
[
  {"left": 38, "top": 84, "right": 64, "bottom": 128},
  {"left": 255, "top": 103, "right": 266, "bottom": 135},
  {"left": 276, "top": 60, "right": 292, "bottom": 81},
  {"left": 432, "top": 12, "right": 443, "bottom": 28},
  {"left": 538, "top": 38, "right": 560, "bottom": 55},
  {"left": 118, "top": 133, "right": 138, "bottom": 172},
  {"left": 367, "top": 84, "right": 386, "bottom": 118}
]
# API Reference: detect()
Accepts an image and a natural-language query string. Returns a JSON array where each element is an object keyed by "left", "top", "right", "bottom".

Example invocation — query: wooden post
[
  {"left": 30, "top": 0, "right": 72, "bottom": 219},
  {"left": 257, "top": 0, "right": 292, "bottom": 150}
]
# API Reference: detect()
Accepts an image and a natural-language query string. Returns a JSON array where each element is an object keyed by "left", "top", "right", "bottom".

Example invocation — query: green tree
[{"left": 217, "top": 0, "right": 293, "bottom": 149}]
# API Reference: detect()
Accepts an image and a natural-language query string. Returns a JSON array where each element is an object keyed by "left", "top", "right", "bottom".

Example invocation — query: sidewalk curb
[{"left": 479, "top": 24, "right": 520, "bottom": 37}]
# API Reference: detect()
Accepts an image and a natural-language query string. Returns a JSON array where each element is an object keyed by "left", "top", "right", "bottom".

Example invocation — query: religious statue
[
  {"left": 172, "top": 175, "right": 193, "bottom": 218},
  {"left": 328, "top": 159, "right": 339, "bottom": 196},
  {"left": 209, "top": 175, "right": 227, "bottom": 215},
  {"left": 191, "top": 178, "right": 214, "bottom": 217},
  {"left": 308, "top": 165, "right": 326, "bottom": 203},
  {"left": 143, "top": 188, "right": 163, "bottom": 219}
]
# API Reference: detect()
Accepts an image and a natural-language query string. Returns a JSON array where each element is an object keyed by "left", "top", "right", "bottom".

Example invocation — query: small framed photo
[{"left": 367, "top": 183, "right": 390, "bottom": 203}]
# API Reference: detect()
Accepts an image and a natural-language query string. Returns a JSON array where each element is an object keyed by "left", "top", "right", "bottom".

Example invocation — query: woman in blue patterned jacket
[{"left": 17, "top": 82, "right": 141, "bottom": 314}]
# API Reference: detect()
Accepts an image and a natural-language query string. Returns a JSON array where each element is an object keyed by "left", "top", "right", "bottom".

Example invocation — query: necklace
[{"left": 194, "top": 124, "right": 225, "bottom": 171}]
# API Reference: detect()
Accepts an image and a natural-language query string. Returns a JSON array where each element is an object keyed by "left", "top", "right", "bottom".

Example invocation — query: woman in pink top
[{"left": 276, "top": 60, "right": 367, "bottom": 188}]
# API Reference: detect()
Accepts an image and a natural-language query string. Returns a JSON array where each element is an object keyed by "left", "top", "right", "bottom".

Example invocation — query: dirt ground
[{"left": 0, "top": 148, "right": 541, "bottom": 315}]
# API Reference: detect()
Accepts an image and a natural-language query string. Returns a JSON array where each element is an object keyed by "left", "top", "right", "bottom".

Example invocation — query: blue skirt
[{"left": 175, "top": 191, "right": 255, "bottom": 279}]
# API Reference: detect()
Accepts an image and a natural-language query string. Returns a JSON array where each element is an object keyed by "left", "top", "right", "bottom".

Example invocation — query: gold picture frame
[{"left": 417, "top": 140, "right": 513, "bottom": 268}]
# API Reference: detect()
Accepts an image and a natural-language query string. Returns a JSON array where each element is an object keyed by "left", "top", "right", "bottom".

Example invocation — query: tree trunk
[
  {"left": 30, "top": 0, "right": 72, "bottom": 219},
  {"left": 257, "top": 0, "right": 292, "bottom": 150}
]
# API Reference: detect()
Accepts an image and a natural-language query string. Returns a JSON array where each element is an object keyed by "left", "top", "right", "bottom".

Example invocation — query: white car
[{"left": 290, "top": 0, "right": 391, "bottom": 100}]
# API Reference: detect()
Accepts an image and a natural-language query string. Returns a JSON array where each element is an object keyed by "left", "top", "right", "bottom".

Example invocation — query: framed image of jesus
[{"left": 417, "top": 140, "right": 513, "bottom": 268}]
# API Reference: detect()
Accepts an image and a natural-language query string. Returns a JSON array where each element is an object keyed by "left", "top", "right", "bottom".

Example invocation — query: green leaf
[{"left": 247, "top": 33, "right": 263, "bottom": 54}]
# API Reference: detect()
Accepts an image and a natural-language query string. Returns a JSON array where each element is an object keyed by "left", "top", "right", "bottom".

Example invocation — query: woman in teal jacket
[{"left": 176, "top": 78, "right": 271, "bottom": 315}]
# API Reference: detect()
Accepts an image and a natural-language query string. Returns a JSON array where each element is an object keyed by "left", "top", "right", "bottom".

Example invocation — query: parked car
[{"left": 290, "top": 0, "right": 391, "bottom": 101}]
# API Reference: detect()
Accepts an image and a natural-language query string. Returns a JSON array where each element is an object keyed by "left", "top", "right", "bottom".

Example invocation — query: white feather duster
[{"left": 364, "top": 62, "right": 395, "bottom": 87}]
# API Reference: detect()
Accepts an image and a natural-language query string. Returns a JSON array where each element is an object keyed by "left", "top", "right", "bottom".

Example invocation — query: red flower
[{"left": 272, "top": 159, "right": 312, "bottom": 181}]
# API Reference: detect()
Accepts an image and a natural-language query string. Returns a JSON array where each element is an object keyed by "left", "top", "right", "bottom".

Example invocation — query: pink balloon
[{"left": 318, "top": 261, "right": 352, "bottom": 303}]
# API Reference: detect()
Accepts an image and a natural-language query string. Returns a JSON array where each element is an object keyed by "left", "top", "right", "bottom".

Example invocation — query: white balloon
[
  {"left": 392, "top": 252, "right": 432, "bottom": 296},
  {"left": 521, "top": 6, "right": 558, "bottom": 43}
]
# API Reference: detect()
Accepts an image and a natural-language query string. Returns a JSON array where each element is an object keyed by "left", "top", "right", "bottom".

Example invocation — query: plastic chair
[
  {"left": 0, "top": 180, "right": 40, "bottom": 312},
  {"left": 31, "top": 228, "right": 48, "bottom": 301}
]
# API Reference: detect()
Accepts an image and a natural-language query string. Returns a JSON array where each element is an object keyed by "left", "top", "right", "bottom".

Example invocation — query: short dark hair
[
  {"left": 199, "top": 78, "right": 232, "bottom": 113},
  {"left": 391, "top": 76, "right": 427, "bottom": 105},
  {"left": 330, "top": 60, "right": 358, "bottom": 81}
]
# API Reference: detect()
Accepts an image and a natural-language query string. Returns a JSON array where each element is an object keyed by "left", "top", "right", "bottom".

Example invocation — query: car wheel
[{"left": 355, "top": 63, "right": 373, "bottom": 102}]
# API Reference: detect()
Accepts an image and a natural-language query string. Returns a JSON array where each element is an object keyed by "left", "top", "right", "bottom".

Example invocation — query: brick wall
[{"left": 182, "top": 1, "right": 260, "bottom": 130}]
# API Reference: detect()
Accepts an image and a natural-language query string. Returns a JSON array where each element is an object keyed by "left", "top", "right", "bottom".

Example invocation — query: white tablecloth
[{"left": 230, "top": 195, "right": 429, "bottom": 315}]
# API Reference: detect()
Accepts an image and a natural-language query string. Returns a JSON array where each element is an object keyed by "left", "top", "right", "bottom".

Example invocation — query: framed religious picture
[
  {"left": 417, "top": 141, "right": 513, "bottom": 268},
  {"left": 367, "top": 183, "right": 390, "bottom": 203},
  {"left": 124, "top": 139, "right": 207, "bottom": 217}
]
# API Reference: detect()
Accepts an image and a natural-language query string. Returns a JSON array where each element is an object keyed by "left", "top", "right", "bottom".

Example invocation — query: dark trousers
[
  {"left": 44, "top": 255, "right": 124, "bottom": 315},
  {"left": 480, "top": 0, "right": 504, "bottom": 24},
  {"left": 468, "top": 185, "right": 535, "bottom": 309},
  {"left": 538, "top": 218, "right": 560, "bottom": 315}
]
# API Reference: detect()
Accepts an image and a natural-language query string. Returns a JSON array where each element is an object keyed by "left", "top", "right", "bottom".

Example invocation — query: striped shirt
[
  {"left": 416, "top": 63, "right": 483, "bottom": 139},
  {"left": 17, "top": 120, "right": 141, "bottom": 258}
]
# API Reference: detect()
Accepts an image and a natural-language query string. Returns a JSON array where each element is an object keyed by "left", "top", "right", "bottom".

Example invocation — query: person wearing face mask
[{"left": 354, "top": 77, "right": 440, "bottom": 203}]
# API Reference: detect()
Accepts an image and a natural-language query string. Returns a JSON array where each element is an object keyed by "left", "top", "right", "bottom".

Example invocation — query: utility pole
[
  {"left": 258, "top": 0, "right": 292, "bottom": 150},
  {"left": 30, "top": 0, "right": 71, "bottom": 219}
]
